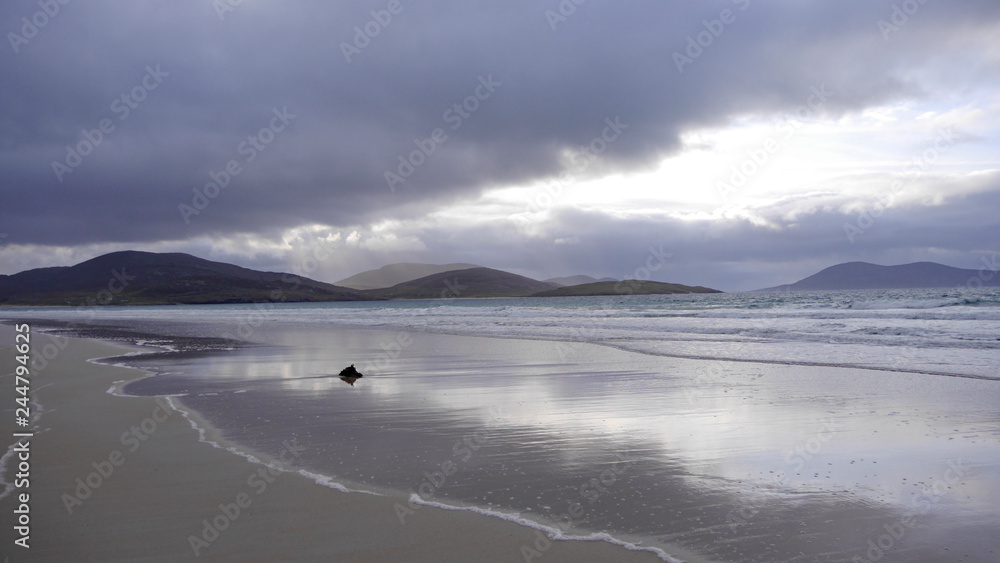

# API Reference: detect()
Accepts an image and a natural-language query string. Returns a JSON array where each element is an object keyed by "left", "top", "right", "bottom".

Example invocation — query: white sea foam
[
  {"left": 408, "top": 494, "right": 684, "bottom": 562},
  {"left": 0, "top": 442, "right": 20, "bottom": 501},
  {"left": 0, "top": 384, "right": 44, "bottom": 502},
  {"left": 162, "top": 395, "right": 224, "bottom": 450},
  {"left": 296, "top": 469, "right": 383, "bottom": 496},
  {"left": 161, "top": 396, "right": 385, "bottom": 497}
]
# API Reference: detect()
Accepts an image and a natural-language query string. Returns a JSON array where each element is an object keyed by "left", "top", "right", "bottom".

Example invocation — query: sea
[
  {"left": 4, "top": 288, "right": 1000, "bottom": 562},
  {"left": 18, "top": 287, "right": 1000, "bottom": 378}
]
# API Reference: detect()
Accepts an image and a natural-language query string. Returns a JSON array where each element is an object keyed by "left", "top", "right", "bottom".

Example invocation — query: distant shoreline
[{"left": 0, "top": 290, "right": 726, "bottom": 308}]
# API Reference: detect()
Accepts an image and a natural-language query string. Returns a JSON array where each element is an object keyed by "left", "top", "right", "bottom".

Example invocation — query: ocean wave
[
  {"left": 5, "top": 288, "right": 1000, "bottom": 380},
  {"left": 845, "top": 296, "right": 986, "bottom": 310}
]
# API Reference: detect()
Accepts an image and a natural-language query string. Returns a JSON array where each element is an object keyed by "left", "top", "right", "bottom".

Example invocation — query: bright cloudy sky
[{"left": 1, "top": 0, "right": 998, "bottom": 290}]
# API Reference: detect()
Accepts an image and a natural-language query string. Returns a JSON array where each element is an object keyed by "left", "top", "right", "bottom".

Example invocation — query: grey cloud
[
  {"left": 400, "top": 186, "right": 1000, "bottom": 291},
  {"left": 1, "top": 0, "right": 998, "bottom": 265},
  {"left": 2, "top": 184, "right": 997, "bottom": 291}
]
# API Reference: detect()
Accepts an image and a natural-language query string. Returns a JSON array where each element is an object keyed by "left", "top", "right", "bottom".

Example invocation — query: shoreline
[
  {"left": 5, "top": 298, "right": 997, "bottom": 382},
  {"left": 103, "top": 333, "right": 688, "bottom": 560},
  {"left": 0, "top": 324, "right": 672, "bottom": 561},
  {"left": 2, "top": 311, "right": 998, "bottom": 561}
]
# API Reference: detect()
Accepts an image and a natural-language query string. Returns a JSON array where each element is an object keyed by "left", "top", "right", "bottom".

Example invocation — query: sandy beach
[
  {"left": 2, "top": 314, "right": 999, "bottom": 563},
  {"left": 0, "top": 324, "right": 664, "bottom": 562}
]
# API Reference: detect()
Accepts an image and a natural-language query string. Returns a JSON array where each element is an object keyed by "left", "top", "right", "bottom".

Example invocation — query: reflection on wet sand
[{"left": 118, "top": 324, "right": 1000, "bottom": 562}]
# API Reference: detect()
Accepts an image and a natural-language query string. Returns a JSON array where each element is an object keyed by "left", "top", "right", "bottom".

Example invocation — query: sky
[{"left": 1, "top": 0, "right": 998, "bottom": 291}]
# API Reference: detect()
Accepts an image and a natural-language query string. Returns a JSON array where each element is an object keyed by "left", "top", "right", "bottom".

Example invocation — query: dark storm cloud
[{"left": 1, "top": 0, "right": 998, "bottom": 247}]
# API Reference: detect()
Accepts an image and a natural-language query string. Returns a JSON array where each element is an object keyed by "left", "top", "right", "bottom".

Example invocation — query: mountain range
[
  {"left": 337, "top": 265, "right": 618, "bottom": 291},
  {"left": 534, "top": 281, "right": 720, "bottom": 297},
  {"left": 0, "top": 251, "right": 722, "bottom": 305},
  {"left": 760, "top": 261, "right": 999, "bottom": 291},
  {"left": 364, "top": 267, "right": 556, "bottom": 299},
  {"left": 0, "top": 251, "right": 368, "bottom": 306},
  {"left": 9, "top": 252, "right": 990, "bottom": 306}
]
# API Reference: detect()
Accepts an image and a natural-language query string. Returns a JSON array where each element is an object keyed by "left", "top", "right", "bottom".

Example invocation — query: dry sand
[{"left": 0, "top": 325, "right": 664, "bottom": 562}]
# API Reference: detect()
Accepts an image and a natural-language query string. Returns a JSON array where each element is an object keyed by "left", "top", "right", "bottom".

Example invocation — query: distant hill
[
  {"left": 363, "top": 267, "right": 556, "bottom": 299},
  {"left": 760, "top": 261, "right": 1000, "bottom": 291},
  {"left": 533, "top": 280, "right": 722, "bottom": 297},
  {"left": 0, "top": 251, "right": 725, "bottom": 305},
  {"left": 544, "top": 275, "right": 617, "bottom": 287},
  {"left": 0, "top": 251, "right": 370, "bottom": 305},
  {"left": 336, "top": 262, "right": 480, "bottom": 290}
]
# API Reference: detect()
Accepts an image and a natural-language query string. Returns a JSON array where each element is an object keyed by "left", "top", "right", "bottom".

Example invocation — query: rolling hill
[
  {"left": 362, "top": 267, "right": 556, "bottom": 299},
  {"left": 760, "top": 261, "right": 1000, "bottom": 291},
  {"left": 544, "top": 275, "right": 617, "bottom": 287},
  {"left": 533, "top": 280, "right": 722, "bottom": 297},
  {"left": 336, "top": 262, "right": 480, "bottom": 290},
  {"left": 0, "top": 252, "right": 727, "bottom": 305},
  {"left": 0, "top": 251, "right": 370, "bottom": 305}
]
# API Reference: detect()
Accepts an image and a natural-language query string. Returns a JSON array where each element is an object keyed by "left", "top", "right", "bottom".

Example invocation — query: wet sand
[
  {"left": 2, "top": 320, "right": 999, "bottom": 562},
  {"left": 0, "top": 325, "right": 663, "bottom": 562}
]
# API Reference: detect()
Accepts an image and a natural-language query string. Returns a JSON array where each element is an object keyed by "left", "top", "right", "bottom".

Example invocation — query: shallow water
[
  {"left": 9, "top": 287, "right": 1000, "bottom": 379},
  {"left": 110, "top": 325, "right": 1000, "bottom": 562}
]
